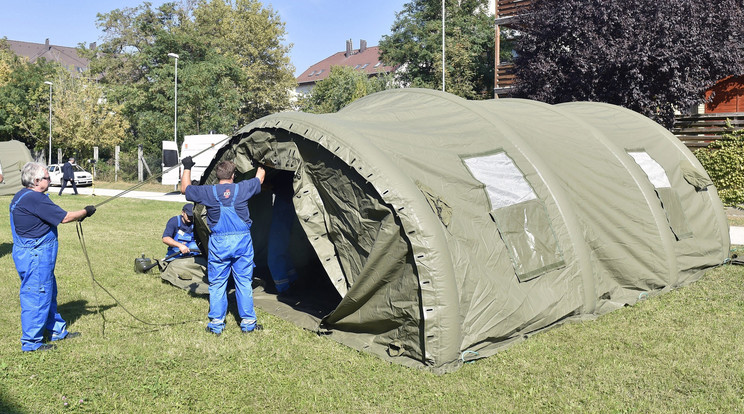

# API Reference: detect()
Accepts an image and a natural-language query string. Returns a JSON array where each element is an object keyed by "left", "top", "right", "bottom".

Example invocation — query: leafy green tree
[
  {"left": 191, "top": 0, "right": 296, "bottom": 121},
  {"left": 512, "top": 0, "right": 744, "bottom": 128},
  {"left": 50, "top": 73, "right": 129, "bottom": 160},
  {"left": 85, "top": 0, "right": 295, "bottom": 154},
  {"left": 0, "top": 44, "right": 58, "bottom": 149},
  {"left": 379, "top": 0, "right": 494, "bottom": 99},
  {"left": 299, "top": 66, "right": 396, "bottom": 114}
]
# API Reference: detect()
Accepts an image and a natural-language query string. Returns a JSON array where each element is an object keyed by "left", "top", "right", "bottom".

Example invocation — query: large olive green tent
[
  {"left": 0, "top": 140, "right": 34, "bottom": 196},
  {"left": 195, "top": 89, "right": 728, "bottom": 373}
]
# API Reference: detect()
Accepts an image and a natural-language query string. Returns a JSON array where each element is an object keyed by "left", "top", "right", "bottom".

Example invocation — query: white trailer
[{"left": 161, "top": 134, "right": 230, "bottom": 185}]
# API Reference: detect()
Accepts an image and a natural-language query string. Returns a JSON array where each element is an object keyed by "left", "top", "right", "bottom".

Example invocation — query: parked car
[{"left": 47, "top": 163, "right": 94, "bottom": 187}]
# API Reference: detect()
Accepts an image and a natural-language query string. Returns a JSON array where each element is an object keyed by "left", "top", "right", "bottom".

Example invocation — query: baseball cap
[{"left": 182, "top": 203, "right": 194, "bottom": 217}]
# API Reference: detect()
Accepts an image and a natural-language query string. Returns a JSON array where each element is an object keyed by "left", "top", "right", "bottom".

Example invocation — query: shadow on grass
[
  {"left": 0, "top": 387, "right": 26, "bottom": 414},
  {"left": 58, "top": 299, "right": 116, "bottom": 327},
  {"left": 0, "top": 242, "right": 12, "bottom": 260}
]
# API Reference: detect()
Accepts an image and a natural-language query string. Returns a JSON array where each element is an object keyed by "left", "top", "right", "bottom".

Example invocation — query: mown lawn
[{"left": 1, "top": 195, "right": 743, "bottom": 413}]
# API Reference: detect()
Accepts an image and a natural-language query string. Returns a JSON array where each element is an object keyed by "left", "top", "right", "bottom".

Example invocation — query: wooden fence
[{"left": 673, "top": 113, "right": 744, "bottom": 149}]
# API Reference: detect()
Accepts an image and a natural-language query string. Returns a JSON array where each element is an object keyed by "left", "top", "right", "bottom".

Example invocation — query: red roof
[
  {"left": 296, "top": 45, "right": 397, "bottom": 85},
  {"left": 6, "top": 39, "right": 90, "bottom": 75}
]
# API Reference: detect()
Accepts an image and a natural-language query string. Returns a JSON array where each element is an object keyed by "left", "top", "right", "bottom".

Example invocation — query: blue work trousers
[
  {"left": 13, "top": 233, "right": 68, "bottom": 351},
  {"left": 207, "top": 233, "right": 256, "bottom": 323}
]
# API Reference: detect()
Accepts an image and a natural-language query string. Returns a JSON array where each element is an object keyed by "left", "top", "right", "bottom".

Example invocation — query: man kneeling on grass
[
  {"left": 159, "top": 203, "right": 209, "bottom": 295},
  {"left": 180, "top": 156, "right": 265, "bottom": 335}
]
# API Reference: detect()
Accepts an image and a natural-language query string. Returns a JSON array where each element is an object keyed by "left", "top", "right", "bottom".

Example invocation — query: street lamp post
[
  {"left": 167, "top": 53, "right": 179, "bottom": 157},
  {"left": 44, "top": 81, "right": 53, "bottom": 165}
]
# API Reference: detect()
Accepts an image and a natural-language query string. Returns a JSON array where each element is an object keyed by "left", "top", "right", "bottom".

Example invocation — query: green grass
[
  {"left": 92, "top": 180, "right": 177, "bottom": 193},
  {"left": 1, "top": 196, "right": 744, "bottom": 413}
]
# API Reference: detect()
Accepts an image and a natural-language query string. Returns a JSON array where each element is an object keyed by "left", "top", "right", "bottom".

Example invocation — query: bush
[{"left": 694, "top": 128, "right": 744, "bottom": 206}]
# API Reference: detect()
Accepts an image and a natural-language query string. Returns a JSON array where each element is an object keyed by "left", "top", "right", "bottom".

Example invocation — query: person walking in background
[
  {"left": 10, "top": 162, "right": 96, "bottom": 352},
  {"left": 58, "top": 157, "right": 78, "bottom": 195},
  {"left": 180, "top": 156, "right": 265, "bottom": 335}
]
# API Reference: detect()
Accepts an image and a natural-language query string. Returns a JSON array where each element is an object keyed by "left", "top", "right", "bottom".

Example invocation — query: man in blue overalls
[
  {"left": 10, "top": 162, "right": 96, "bottom": 352},
  {"left": 162, "top": 203, "right": 200, "bottom": 260},
  {"left": 180, "top": 157, "right": 265, "bottom": 335},
  {"left": 159, "top": 203, "right": 208, "bottom": 293}
]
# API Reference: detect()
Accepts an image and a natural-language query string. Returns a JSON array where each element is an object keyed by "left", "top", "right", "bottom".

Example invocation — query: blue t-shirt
[
  {"left": 162, "top": 215, "right": 194, "bottom": 239},
  {"left": 185, "top": 178, "right": 261, "bottom": 229},
  {"left": 10, "top": 189, "right": 67, "bottom": 239}
]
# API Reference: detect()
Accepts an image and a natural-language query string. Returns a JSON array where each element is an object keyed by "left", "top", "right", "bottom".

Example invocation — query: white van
[{"left": 162, "top": 134, "right": 230, "bottom": 185}]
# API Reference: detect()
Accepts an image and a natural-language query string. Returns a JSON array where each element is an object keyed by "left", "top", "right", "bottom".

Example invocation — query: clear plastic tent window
[
  {"left": 464, "top": 152, "right": 537, "bottom": 210},
  {"left": 628, "top": 151, "right": 671, "bottom": 188}
]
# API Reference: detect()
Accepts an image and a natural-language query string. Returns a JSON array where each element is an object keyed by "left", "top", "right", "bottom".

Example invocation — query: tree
[
  {"left": 298, "top": 66, "right": 396, "bottom": 114},
  {"left": 379, "top": 0, "right": 494, "bottom": 99},
  {"left": 50, "top": 73, "right": 129, "bottom": 159},
  {"left": 85, "top": 0, "right": 295, "bottom": 154},
  {"left": 0, "top": 45, "right": 58, "bottom": 149},
  {"left": 512, "top": 0, "right": 744, "bottom": 128},
  {"left": 191, "top": 0, "right": 296, "bottom": 121}
]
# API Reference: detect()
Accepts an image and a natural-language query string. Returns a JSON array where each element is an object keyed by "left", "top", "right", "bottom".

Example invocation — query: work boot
[
  {"left": 206, "top": 319, "right": 225, "bottom": 335},
  {"left": 26, "top": 344, "right": 56, "bottom": 352},
  {"left": 240, "top": 319, "right": 263, "bottom": 333},
  {"left": 51, "top": 331, "right": 81, "bottom": 342}
]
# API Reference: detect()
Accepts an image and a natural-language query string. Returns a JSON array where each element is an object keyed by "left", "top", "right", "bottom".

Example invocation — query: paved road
[{"left": 731, "top": 226, "right": 744, "bottom": 245}]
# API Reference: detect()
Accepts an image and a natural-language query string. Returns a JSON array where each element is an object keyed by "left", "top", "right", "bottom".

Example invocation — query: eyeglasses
[{"left": 41, "top": 176, "right": 51, "bottom": 181}]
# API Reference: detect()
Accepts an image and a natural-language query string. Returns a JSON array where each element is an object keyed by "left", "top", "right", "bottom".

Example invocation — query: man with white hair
[{"left": 10, "top": 162, "right": 96, "bottom": 352}]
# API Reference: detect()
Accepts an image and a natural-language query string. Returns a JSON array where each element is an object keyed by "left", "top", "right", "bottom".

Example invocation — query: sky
[{"left": 0, "top": 0, "right": 408, "bottom": 76}]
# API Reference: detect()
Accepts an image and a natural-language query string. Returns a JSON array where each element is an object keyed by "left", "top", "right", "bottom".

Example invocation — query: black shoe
[
  {"left": 65, "top": 332, "right": 81, "bottom": 340},
  {"left": 28, "top": 344, "right": 56, "bottom": 352},
  {"left": 242, "top": 323, "right": 263, "bottom": 334},
  {"left": 205, "top": 326, "right": 221, "bottom": 336},
  {"left": 52, "top": 331, "right": 81, "bottom": 341}
]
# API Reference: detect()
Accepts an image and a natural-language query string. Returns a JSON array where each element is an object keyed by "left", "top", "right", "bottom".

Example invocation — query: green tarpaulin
[
  {"left": 194, "top": 89, "right": 729, "bottom": 372},
  {"left": 0, "top": 140, "right": 34, "bottom": 196}
]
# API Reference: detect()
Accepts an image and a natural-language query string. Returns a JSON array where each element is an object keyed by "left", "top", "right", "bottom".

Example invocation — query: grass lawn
[
  {"left": 90, "top": 180, "right": 178, "bottom": 193},
  {"left": 1, "top": 195, "right": 743, "bottom": 413}
]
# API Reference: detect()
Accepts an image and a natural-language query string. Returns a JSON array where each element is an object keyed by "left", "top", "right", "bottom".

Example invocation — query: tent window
[
  {"left": 464, "top": 152, "right": 564, "bottom": 282},
  {"left": 463, "top": 152, "right": 537, "bottom": 210},
  {"left": 627, "top": 152, "right": 671, "bottom": 188},
  {"left": 628, "top": 151, "right": 692, "bottom": 240}
]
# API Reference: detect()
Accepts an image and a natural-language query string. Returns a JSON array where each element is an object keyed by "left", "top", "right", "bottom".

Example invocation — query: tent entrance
[{"left": 249, "top": 165, "right": 342, "bottom": 331}]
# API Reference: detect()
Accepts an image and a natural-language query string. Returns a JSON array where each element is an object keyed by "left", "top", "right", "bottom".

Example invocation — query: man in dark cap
[{"left": 159, "top": 203, "right": 208, "bottom": 294}]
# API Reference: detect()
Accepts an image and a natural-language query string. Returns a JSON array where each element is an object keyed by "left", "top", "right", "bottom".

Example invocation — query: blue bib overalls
[
  {"left": 166, "top": 215, "right": 200, "bottom": 260},
  {"left": 10, "top": 190, "right": 70, "bottom": 351},
  {"left": 206, "top": 183, "right": 258, "bottom": 333}
]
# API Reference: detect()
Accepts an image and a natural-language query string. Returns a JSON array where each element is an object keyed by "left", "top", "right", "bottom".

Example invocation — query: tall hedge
[{"left": 695, "top": 129, "right": 744, "bottom": 206}]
